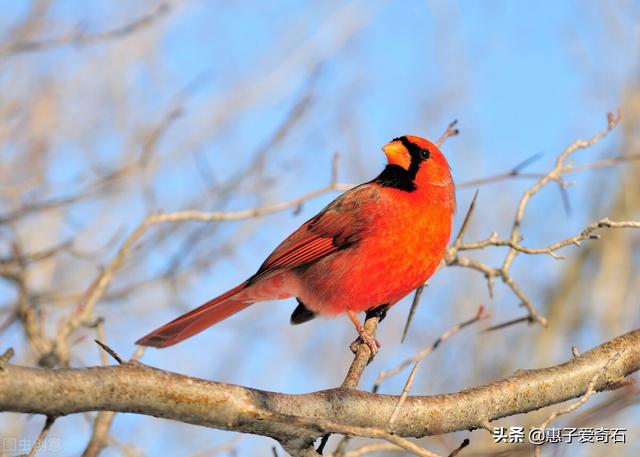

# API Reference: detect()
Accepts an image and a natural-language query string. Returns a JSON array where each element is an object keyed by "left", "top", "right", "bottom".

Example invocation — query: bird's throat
[{"left": 375, "top": 164, "right": 417, "bottom": 191}]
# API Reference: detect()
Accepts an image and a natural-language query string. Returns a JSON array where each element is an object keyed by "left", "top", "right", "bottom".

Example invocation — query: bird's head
[{"left": 380, "top": 135, "right": 454, "bottom": 194}]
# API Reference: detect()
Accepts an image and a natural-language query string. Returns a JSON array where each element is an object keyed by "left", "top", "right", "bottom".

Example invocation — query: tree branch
[
  {"left": 1, "top": 329, "right": 638, "bottom": 447},
  {"left": 0, "top": 3, "right": 171, "bottom": 56}
]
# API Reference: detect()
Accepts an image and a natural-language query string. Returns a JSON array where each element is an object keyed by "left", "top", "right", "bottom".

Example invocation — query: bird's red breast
[{"left": 136, "top": 135, "right": 455, "bottom": 348}]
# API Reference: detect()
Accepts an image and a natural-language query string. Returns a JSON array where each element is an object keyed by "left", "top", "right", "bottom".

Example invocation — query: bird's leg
[
  {"left": 350, "top": 305, "right": 388, "bottom": 355},
  {"left": 347, "top": 310, "right": 381, "bottom": 356}
]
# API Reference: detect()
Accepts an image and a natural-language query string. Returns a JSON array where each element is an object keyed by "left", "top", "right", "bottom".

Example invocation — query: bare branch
[
  {"left": 0, "top": 3, "right": 171, "bottom": 56},
  {"left": 435, "top": 120, "right": 459, "bottom": 147},
  {"left": 81, "top": 343, "right": 145, "bottom": 457},
  {"left": 1, "top": 329, "right": 637, "bottom": 448},
  {"left": 374, "top": 305, "right": 488, "bottom": 393},
  {"left": 0, "top": 347, "right": 14, "bottom": 370},
  {"left": 387, "top": 361, "right": 420, "bottom": 430},
  {"left": 455, "top": 217, "right": 640, "bottom": 258},
  {"left": 483, "top": 315, "right": 532, "bottom": 333},
  {"left": 533, "top": 351, "right": 624, "bottom": 457},
  {"left": 446, "top": 111, "right": 624, "bottom": 327},
  {"left": 401, "top": 284, "right": 425, "bottom": 343},
  {"left": 94, "top": 340, "right": 124, "bottom": 365},
  {"left": 503, "top": 110, "right": 622, "bottom": 271},
  {"left": 452, "top": 190, "right": 480, "bottom": 248},
  {"left": 26, "top": 415, "right": 56, "bottom": 457},
  {"left": 82, "top": 411, "right": 116, "bottom": 457},
  {"left": 447, "top": 438, "right": 470, "bottom": 457}
]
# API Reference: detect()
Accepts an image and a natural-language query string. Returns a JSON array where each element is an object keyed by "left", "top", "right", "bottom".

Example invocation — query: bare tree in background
[{"left": 1, "top": 2, "right": 639, "bottom": 457}]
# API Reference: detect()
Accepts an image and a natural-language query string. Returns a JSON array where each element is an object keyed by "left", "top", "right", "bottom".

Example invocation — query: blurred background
[{"left": 0, "top": 1, "right": 639, "bottom": 456}]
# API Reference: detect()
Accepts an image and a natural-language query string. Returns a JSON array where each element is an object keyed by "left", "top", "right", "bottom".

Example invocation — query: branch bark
[{"left": 1, "top": 329, "right": 638, "bottom": 448}]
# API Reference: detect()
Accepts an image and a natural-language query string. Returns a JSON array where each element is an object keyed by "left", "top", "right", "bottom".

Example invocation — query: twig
[
  {"left": 435, "top": 120, "right": 459, "bottom": 147},
  {"left": 569, "top": 153, "right": 640, "bottom": 173},
  {"left": 374, "top": 305, "right": 488, "bottom": 392},
  {"left": 333, "top": 436, "right": 352, "bottom": 457},
  {"left": 568, "top": 384, "right": 639, "bottom": 427},
  {"left": 387, "top": 361, "right": 420, "bottom": 430},
  {"left": 452, "top": 190, "right": 480, "bottom": 248},
  {"left": 457, "top": 153, "right": 640, "bottom": 189},
  {"left": 342, "top": 314, "right": 380, "bottom": 390},
  {"left": 451, "top": 216, "right": 640, "bottom": 329},
  {"left": 446, "top": 111, "right": 624, "bottom": 328},
  {"left": 316, "top": 433, "right": 331, "bottom": 454},
  {"left": 94, "top": 340, "right": 124, "bottom": 365},
  {"left": 282, "top": 412, "right": 444, "bottom": 457},
  {"left": 455, "top": 218, "right": 640, "bottom": 258},
  {"left": 401, "top": 284, "right": 425, "bottom": 343},
  {"left": 0, "top": 347, "right": 14, "bottom": 370},
  {"left": 447, "top": 438, "right": 470, "bottom": 457},
  {"left": 533, "top": 351, "right": 624, "bottom": 457},
  {"left": 501, "top": 111, "right": 621, "bottom": 324},
  {"left": 458, "top": 152, "right": 543, "bottom": 188},
  {"left": 82, "top": 411, "right": 116, "bottom": 457},
  {"left": 27, "top": 415, "right": 56, "bottom": 457},
  {"left": 6, "top": 242, "right": 53, "bottom": 362},
  {"left": 108, "top": 435, "right": 143, "bottom": 457},
  {"left": 1, "top": 3, "right": 171, "bottom": 56},
  {"left": 82, "top": 345, "right": 145, "bottom": 457},
  {"left": 93, "top": 319, "right": 109, "bottom": 367},
  {"left": 482, "top": 315, "right": 532, "bottom": 333}
]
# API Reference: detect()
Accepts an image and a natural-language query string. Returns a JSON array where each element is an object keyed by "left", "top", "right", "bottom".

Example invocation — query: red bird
[{"left": 136, "top": 135, "right": 455, "bottom": 354}]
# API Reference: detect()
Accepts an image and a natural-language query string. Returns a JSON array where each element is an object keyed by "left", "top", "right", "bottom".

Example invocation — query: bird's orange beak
[{"left": 382, "top": 140, "right": 411, "bottom": 170}]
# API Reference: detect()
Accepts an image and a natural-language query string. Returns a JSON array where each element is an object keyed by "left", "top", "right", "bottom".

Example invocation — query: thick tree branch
[{"left": 1, "top": 329, "right": 638, "bottom": 447}]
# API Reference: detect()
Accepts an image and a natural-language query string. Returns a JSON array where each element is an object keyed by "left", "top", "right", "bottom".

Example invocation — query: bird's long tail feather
[{"left": 135, "top": 281, "right": 251, "bottom": 348}]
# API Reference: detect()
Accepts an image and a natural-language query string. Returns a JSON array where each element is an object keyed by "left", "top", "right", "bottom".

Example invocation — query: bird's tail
[{"left": 135, "top": 281, "right": 252, "bottom": 348}]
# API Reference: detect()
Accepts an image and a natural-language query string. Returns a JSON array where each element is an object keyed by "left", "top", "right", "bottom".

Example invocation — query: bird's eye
[{"left": 419, "top": 149, "right": 430, "bottom": 160}]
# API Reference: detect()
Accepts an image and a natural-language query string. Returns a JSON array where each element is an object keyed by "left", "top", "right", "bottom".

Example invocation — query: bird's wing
[{"left": 250, "top": 184, "right": 379, "bottom": 282}]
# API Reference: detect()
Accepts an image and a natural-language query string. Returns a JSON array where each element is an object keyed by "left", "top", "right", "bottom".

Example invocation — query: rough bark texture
[{"left": 0, "top": 329, "right": 638, "bottom": 445}]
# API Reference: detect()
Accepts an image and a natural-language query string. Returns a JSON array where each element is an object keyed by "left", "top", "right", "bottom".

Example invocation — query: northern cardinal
[{"left": 136, "top": 135, "right": 455, "bottom": 354}]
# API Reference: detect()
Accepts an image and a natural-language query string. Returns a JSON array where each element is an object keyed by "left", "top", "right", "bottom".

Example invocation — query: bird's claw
[{"left": 349, "top": 332, "right": 381, "bottom": 358}]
